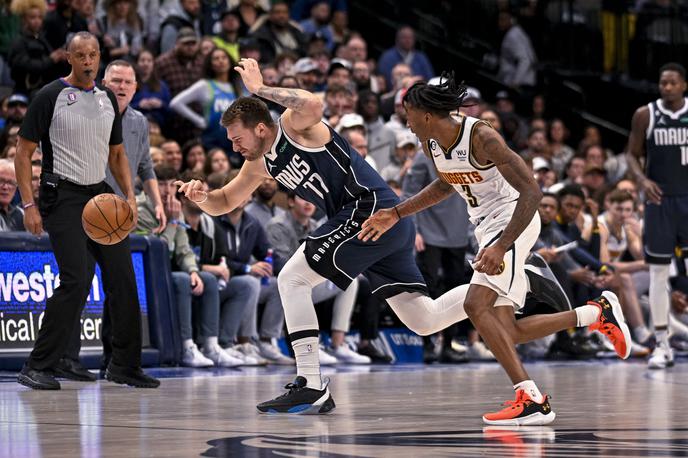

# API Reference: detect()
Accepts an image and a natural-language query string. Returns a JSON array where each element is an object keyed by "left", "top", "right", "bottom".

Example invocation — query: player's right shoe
[
  {"left": 482, "top": 389, "right": 556, "bottom": 426},
  {"left": 587, "top": 291, "right": 632, "bottom": 359},
  {"left": 256, "top": 376, "right": 335, "bottom": 415},
  {"left": 648, "top": 342, "right": 674, "bottom": 369},
  {"left": 524, "top": 252, "right": 571, "bottom": 312}
]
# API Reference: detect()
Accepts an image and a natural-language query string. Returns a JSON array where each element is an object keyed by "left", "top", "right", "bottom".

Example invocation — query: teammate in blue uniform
[
  {"left": 627, "top": 62, "right": 688, "bottom": 369},
  {"left": 176, "top": 59, "right": 578, "bottom": 418}
]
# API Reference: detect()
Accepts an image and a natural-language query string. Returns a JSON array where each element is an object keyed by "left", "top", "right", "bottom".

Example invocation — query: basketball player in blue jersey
[
  {"left": 177, "top": 59, "right": 623, "bottom": 422},
  {"left": 360, "top": 74, "right": 632, "bottom": 425},
  {"left": 626, "top": 62, "right": 688, "bottom": 369}
]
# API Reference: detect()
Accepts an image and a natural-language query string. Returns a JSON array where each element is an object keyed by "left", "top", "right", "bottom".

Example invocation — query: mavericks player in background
[
  {"left": 626, "top": 62, "right": 688, "bottom": 369},
  {"left": 360, "top": 74, "right": 632, "bottom": 425}
]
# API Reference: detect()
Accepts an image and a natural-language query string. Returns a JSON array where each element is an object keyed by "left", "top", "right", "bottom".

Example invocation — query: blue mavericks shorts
[
  {"left": 643, "top": 194, "right": 688, "bottom": 264},
  {"left": 304, "top": 209, "right": 428, "bottom": 299}
]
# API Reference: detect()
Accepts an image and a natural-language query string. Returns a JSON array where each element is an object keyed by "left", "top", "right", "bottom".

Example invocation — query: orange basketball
[{"left": 82, "top": 193, "right": 135, "bottom": 245}]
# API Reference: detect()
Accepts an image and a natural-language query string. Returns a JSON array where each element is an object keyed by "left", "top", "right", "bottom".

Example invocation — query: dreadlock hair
[{"left": 402, "top": 71, "right": 467, "bottom": 118}]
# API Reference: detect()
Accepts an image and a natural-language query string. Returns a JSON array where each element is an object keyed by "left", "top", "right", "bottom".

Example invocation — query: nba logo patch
[{"left": 67, "top": 93, "right": 77, "bottom": 105}]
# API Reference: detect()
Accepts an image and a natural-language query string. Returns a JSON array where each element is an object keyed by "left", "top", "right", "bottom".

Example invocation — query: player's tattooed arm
[
  {"left": 396, "top": 178, "right": 454, "bottom": 218},
  {"left": 473, "top": 123, "right": 542, "bottom": 251}
]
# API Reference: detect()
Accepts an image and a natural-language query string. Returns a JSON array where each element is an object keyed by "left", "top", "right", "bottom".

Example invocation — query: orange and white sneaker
[
  {"left": 482, "top": 389, "right": 556, "bottom": 426},
  {"left": 587, "top": 291, "right": 632, "bottom": 359}
]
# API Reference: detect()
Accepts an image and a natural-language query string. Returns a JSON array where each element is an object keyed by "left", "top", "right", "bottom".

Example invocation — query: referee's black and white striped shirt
[{"left": 19, "top": 78, "right": 123, "bottom": 186}]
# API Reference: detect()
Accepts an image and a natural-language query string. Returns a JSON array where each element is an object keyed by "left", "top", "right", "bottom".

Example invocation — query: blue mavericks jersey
[
  {"left": 645, "top": 98, "right": 688, "bottom": 195},
  {"left": 264, "top": 119, "right": 399, "bottom": 218}
]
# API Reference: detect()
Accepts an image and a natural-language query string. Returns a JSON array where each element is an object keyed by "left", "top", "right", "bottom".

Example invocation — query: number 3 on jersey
[{"left": 461, "top": 185, "right": 479, "bottom": 207}]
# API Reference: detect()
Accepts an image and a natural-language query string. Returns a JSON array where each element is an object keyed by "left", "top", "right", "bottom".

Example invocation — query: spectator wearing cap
[
  {"left": 532, "top": 156, "right": 557, "bottom": 191},
  {"left": 384, "top": 91, "right": 411, "bottom": 140},
  {"left": 357, "top": 90, "right": 397, "bottom": 172},
  {"left": 212, "top": 9, "right": 241, "bottom": 63},
  {"left": 155, "top": 27, "right": 204, "bottom": 143},
  {"left": 340, "top": 127, "right": 377, "bottom": 171},
  {"left": 497, "top": 11, "right": 537, "bottom": 89},
  {"left": 292, "top": 57, "right": 321, "bottom": 92},
  {"left": 249, "top": 2, "right": 308, "bottom": 64},
  {"left": 160, "top": 0, "right": 201, "bottom": 53},
  {"left": 458, "top": 86, "right": 483, "bottom": 118},
  {"left": 0, "top": 94, "right": 29, "bottom": 152},
  {"left": 380, "top": 131, "right": 418, "bottom": 183},
  {"left": 326, "top": 57, "right": 352, "bottom": 88},
  {"left": 299, "top": 1, "right": 335, "bottom": 51},
  {"left": 0, "top": 159, "right": 25, "bottom": 232},
  {"left": 582, "top": 164, "right": 608, "bottom": 198},
  {"left": 377, "top": 26, "right": 435, "bottom": 89},
  {"left": 228, "top": 0, "right": 267, "bottom": 38},
  {"left": 8, "top": 0, "right": 68, "bottom": 98},
  {"left": 324, "top": 84, "right": 355, "bottom": 127}
]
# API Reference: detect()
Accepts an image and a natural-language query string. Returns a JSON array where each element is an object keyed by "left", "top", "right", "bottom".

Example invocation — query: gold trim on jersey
[
  {"left": 433, "top": 117, "right": 466, "bottom": 155},
  {"left": 468, "top": 120, "right": 496, "bottom": 170}
]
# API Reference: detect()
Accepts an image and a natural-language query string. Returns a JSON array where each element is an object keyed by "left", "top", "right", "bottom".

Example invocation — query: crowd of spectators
[{"left": 0, "top": 0, "right": 686, "bottom": 365}]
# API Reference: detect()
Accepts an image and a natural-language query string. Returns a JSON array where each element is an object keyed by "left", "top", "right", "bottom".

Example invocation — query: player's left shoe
[
  {"left": 587, "top": 291, "right": 632, "bottom": 359},
  {"left": 256, "top": 376, "right": 335, "bottom": 414},
  {"left": 482, "top": 389, "right": 555, "bottom": 426}
]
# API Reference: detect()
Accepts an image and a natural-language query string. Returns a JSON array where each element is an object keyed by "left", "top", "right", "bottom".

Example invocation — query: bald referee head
[{"left": 66, "top": 32, "right": 100, "bottom": 87}]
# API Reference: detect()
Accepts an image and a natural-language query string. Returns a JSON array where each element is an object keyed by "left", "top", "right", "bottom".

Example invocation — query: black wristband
[{"left": 393, "top": 206, "right": 402, "bottom": 220}]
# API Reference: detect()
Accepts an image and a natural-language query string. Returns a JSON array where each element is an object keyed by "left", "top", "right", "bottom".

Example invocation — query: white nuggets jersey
[
  {"left": 598, "top": 214, "right": 628, "bottom": 262},
  {"left": 427, "top": 116, "right": 519, "bottom": 223}
]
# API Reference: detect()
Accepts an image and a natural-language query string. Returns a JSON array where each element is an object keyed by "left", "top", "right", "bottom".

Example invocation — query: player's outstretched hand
[
  {"left": 358, "top": 208, "right": 399, "bottom": 242},
  {"left": 175, "top": 179, "right": 208, "bottom": 204},
  {"left": 235, "top": 58, "right": 264, "bottom": 94}
]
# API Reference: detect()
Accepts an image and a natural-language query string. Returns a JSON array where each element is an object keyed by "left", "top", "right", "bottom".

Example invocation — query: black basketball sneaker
[
  {"left": 257, "top": 376, "right": 335, "bottom": 414},
  {"left": 524, "top": 252, "right": 572, "bottom": 312}
]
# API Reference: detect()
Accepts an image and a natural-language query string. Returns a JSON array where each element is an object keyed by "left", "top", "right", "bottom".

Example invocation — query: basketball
[{"left": 81, "top": 193, "right": 135, "bottom": 245}]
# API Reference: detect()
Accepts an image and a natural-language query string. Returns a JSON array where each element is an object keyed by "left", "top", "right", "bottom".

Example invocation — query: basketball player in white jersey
[{"left": 360, "top": 73, "right": 632, "bottom": 425}]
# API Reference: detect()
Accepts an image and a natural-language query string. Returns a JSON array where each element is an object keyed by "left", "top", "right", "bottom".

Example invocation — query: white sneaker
[
  {"left": 630, "top": 340, "right": 650, "bottom": 358},
  {"left": 182, "top": 344, "right": 214, "bottom": 368},
  {"left": 648, "top": 343, "right": 675, "bottom": 369},
  {"left": 234, "top": 342, "right": 268, "bottom": 365},
  {"left": 467, "top": 341, "right": 496, "bottom": 361},
  {"left": 319, "top": 345, "right": 339, "bottom": 365},
  {"left": 330, "top": 344, "right": 371, "bottom": 364},
  {"left": 258, "top": 341, "right": 295, "bottom": 365},
  {"left": 224, "top": 346, "right": 255, "bottom": 365},
  {"left": 203, "top": 345, "right": 243, "bottom": 367}
]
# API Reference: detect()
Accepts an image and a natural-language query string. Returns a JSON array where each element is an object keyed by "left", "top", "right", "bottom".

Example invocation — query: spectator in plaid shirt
[{"left": 155, "top": 27, "right": 204, "bottom": 144}]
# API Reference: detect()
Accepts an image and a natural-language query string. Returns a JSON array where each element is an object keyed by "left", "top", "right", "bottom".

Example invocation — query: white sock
[
  {"left": 183, "top": 338, "right": 195, "bottom": 350},
  {"left": 205, "top": 336, "right": 219, "bottom": 350},
  {"left": 575, "top": 304, "right": 600, "bottom": 327},
  {"left": 514, "top": 380, "right": 544, "bottom": 403},
  {"left": 292, "top": 335, "right": 322, "bottom": 389},
  {"left": 633, "top": 325, "right": 652, "bottom": 344},
  {"left": 656, "top": 329, "right": 669, "bottom": 347},
  {"left": 649, "top": 264, "right": 670, "bottom": 329}
]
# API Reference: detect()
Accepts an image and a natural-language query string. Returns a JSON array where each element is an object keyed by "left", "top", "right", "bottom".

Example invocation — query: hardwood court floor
[{"left": 1, "top": 361, "right": 687, "bottom": 457}]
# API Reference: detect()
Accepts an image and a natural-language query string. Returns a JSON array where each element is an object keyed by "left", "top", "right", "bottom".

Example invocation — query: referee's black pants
[{"left": 27, "top": 180, "right": 142, "bottom": 371}]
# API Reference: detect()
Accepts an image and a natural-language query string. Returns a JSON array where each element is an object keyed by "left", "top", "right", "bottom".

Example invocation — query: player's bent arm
[
  {"left": 473, "top": 124, "right": 542, "bottom": 250},
  {"left": 15, "top": 136, "right": 38, "bottom": 205},
  {"left": 256, "top": 86, "right": 324, "bottom": 132},
  {"left": 194, "top": 160, "right": 268, "bottom": 216},
  {"left": 625, "top": 107, "right": 650, "bottom": 183}
]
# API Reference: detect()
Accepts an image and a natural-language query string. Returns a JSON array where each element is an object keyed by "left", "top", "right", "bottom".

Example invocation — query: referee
[
  {"left": 59, "top": 59, "right": 167, "bottom": 381},
  {"left": 15, "top": 32, "right": 159, "bottom": 390}
]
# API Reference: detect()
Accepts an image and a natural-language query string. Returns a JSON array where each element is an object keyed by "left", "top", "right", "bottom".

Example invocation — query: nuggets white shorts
[{"left": 470, "top": 204, "right": 541, "bottom": 310}]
